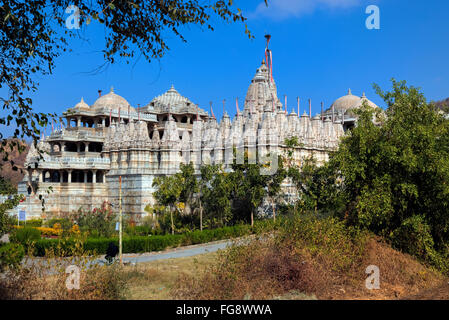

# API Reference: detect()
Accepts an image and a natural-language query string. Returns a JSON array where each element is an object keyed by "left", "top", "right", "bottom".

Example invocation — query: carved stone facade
[{"left": 17, "top": 55, "right": 378, "bottom": 219}]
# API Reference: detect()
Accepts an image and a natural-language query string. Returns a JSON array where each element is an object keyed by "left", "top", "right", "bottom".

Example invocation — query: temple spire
[{"left": 297, "top": 97, "right": 300, "bottom": 116}]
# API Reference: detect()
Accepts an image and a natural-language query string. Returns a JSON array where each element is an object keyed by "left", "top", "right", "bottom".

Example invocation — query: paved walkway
[{"left": 115, "top": 238, "right": 239, "bottom": 265}]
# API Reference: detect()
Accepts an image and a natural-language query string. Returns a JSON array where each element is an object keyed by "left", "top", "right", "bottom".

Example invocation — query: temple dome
[
  {"left": 327, "top": 89, "right": 379, "bottom": 116},
  {"left": 92, "top": 87, "right": 134, "bottom": 112},
  {"left": 145, "top": 85, "right": 207, "bottom": 116},
  {"left": 151, "top": 85, "right": 195, "bottom": 109}
]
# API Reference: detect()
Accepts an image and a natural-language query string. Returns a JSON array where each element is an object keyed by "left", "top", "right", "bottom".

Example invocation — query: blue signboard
[{"left": 18, "top": 210, "right": 26, "bottom": 222}]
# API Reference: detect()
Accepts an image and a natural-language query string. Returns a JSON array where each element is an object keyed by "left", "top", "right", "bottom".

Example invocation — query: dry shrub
[
  {"left": 173, "top": 216, "right": 447, "bottom": 300},
  {"left": 0, "top": 239, "right": 129, "bottom": 300},
  {"left": 350, "top": 237, "right": 446, "bottom": 300},
  {"left": 172, "top": 237, "right": 332, "bottom": 299}
]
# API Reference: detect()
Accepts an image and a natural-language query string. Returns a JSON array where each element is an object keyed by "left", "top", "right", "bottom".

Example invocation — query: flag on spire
[{"left": 265, "top": 34, "right": 273, "bottom": 83}]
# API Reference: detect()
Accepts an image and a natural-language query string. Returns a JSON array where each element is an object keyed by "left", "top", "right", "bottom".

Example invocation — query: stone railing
[
  {"left": 64, "top": 107, "right": 157, "bottom": 122},
  {"left": 48, "top": 128, "right": 105, "bottom": 141},
  {"left": 37, "top": 156, "right": 110, "bottom": 170}
]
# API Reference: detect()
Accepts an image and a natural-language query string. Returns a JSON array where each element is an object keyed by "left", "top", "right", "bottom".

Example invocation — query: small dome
[
  {"left": 92, "top": 87, "right": 135, "bottom": 112},
  {"left": 328, "top": 89, "right": 379, "bottom": 116},
  {"left": 353, "top": 92, "right": 379, "bottom": 109},
  {"left": 329, "top": 89, "right": 361, "bottom": 112},
  {"left": 74, "top": 97, "right": 89, "bottom": 110}
]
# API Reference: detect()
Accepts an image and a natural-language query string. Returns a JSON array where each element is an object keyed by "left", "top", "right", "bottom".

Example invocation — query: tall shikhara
[{"left": 19, "top": 50, "right": 378, "bottom": 218}]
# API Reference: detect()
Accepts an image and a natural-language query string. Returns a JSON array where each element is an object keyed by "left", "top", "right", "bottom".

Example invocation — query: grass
[{"left": 123, "top": 252, "right": 219, "bottom": 300}]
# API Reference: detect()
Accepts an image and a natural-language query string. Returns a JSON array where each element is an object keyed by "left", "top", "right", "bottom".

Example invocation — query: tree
[
  {"left": 230, "top": 151, "right": 270, "bottom": 227},
  {"left": 0, "top": 0, "right": 266, "bottom": 168},
  {"left": 177, "top": 163, "right": 198, "bottom": 216},
  {"left": 288, "top": 156, "right": 342, "bottom": 214},
  {"left": 0, "top": 194, "right": 23, "bottom": 237},
  {"left": 266, "top": 155, "right": 286, "bottom": 221},
  {"left": 152, "top": 175, "right": 182, "bottom": 234},
  {"left": 0, "top": 176, "right": 17, "bottom": 195},
  {"left": 202, "top": 166, "right": 232, "bottom": 228},
  {"left": 197, "top": 164, "right": 220, "bottom": 230},
  {"left": 328, "top": 79, "right": 449, "bottom": 267}
]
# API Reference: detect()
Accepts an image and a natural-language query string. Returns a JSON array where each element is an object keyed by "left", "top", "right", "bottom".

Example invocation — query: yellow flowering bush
[
  {"left": 70, "top": 224, "right": 80, "bottom": 235},
  {"left": 38, "top": 227, "right": 62, "bottom": 236},
  {"left": 13, "top": 225, "right": 62, "bottom": 236}
]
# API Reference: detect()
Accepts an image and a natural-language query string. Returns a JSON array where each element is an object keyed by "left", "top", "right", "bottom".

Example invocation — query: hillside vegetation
[{"left": 173, "top": 216, "right": 448, "bottom": 300}]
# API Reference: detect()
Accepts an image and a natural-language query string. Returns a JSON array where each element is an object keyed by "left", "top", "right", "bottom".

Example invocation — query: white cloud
[{"left": 250, "top": 0, "right": 362, "bottom": 20}]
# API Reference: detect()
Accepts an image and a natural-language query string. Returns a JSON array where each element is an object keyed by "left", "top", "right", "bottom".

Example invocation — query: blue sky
[{"left": 2, "top": 0, "right": 449, "bottom": 137}]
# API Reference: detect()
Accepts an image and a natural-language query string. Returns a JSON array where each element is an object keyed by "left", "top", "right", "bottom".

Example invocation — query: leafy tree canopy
[{"left": 322, "top": 79, "right": 449, "bottom": 267}]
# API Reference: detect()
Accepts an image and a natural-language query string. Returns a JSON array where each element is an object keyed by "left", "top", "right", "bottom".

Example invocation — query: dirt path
[{"left": 401, "top": 283, "right": 449, "bottom": 300}]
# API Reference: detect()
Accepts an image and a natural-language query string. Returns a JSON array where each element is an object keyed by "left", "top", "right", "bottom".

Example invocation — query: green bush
[
  {"left": 0, "top": 243, "right": 25, "bottom": 270},
  {"left": 124, "top": 225, "right": 159, "bottom": 237},
  {"left": 0, "top": 195, "right": 22, "bottom": 237},
  {"left": 17, "top": 219, "right": 43, "bottom": 227},
  {"left": 11, "top": 227, "right": 41, "bottom": 244},
  {"left": 279, "top": 216, "right": 369, "bottom": 272},
  {"left": 391, "top": 215, "right": 434, "bottom": 260},
  {"left": 391, "top": 215, "right": 449, "bottom": 272},
  {"left": 75, "top": 204, "right": 116, "bottom": 238}
]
